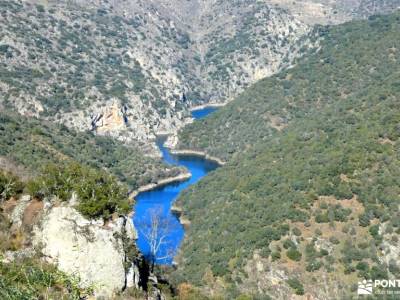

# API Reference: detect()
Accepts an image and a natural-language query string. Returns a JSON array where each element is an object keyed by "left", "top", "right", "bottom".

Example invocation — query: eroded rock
[{"left": 33, "top": 205, "right": 139, "bottom": 298}]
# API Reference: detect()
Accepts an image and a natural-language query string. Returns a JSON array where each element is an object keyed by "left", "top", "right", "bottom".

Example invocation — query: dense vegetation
[
  {"left": 0, "top": 170, "right": 24, "bottom": 202},
  {"left": 0, "top": 111, "right": 182, "bottom": 190},
  {"left": 173, "top": 12, "right": 400, "bottom": 298},
  {"left": 27, "top": 163, "right": 130, "bottom": 219},
  {"left": 177, "top": 12, "right": 400, "bottom": 162},
  {"left": 1, "top": 161, "right": 130, "bottom": 221}
]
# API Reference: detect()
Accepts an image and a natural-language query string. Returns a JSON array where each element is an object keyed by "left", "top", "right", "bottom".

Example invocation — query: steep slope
[
  {"left": 172, "top": 13, "right": 400, "bottom": 298},
  {"left": 182, "top": 0, "right": 312, "bottom": 103},
  {"left": 175, "top": 8, "right": 400, "bottom": 162},
  {"left": 0, "top": 0, "right": 194, "bottom": 152},
  {"left": 356, "top": 0, "right": 400, "bottom": 16},
  {"left": 0, "top": 111, "right": 182, "bottom": 190},
  {"left": 0, "top": 168, "right": 154, "bottom": 299},
  {"left": 5, "top": 0, "right": 399, "bottom": 152}
]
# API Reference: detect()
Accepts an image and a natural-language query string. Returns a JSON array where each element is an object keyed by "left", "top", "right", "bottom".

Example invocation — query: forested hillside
[
  {"left": 172, "top": 12, "right": 400, "bottom": 298},
  {"left": 3, "top": 0, "right": 398, "bottom": 153},
  {"left": 176, "top": 12, "right": 400, "bottom": 161},
  {"left": 0, "top": 111, "right": 182, "bottom": 190}
]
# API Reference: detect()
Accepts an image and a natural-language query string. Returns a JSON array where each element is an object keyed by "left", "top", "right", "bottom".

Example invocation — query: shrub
[
  {"left": 287, "top": 278, "right": 304, "bottom": 295},
  {"left": 286, "top": 248, "right": 302, "bottom": 261},
  {"left": 292, "top": 227, "right": 302, "bottom": 236},
  {"left": 35, "top": 4, "right": 45, "bottom": 13},
  {"left": 283, "top": 239, "right": 296, "bottom": 249},
  {"left": 359, "top": 213, "right": 371, "bottom": 227},
  {"left": 0, "top": 171, "right": 24, "bottom": 202},
  {"left": 0, "top": 258, "right": 89, "bottom": 299},
  {"left": 329, "top": 236, "right": 340, "bottom": 244},
  {"left": 27, "top": 163, "right": 130, "bottom": 219},
  {"left": 271, "top": 251, "right": 281, "bottom": 261},
  {"left": 306, "top": 260, "right": 322, "bottom": 272}
]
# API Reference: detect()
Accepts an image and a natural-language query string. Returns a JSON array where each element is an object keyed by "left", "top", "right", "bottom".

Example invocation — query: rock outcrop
[
  {"left": 3, "top": 193, "right": 168, "bottom": 299},
  {"left": 32, "top": 204, "right": 140, "bottom": 298},
  {"left": 10, "top": 194, "right": 31, "bottom": 228}
]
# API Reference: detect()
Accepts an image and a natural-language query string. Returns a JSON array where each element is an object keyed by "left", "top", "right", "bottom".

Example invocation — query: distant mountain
[
  {"left": 172, "top": 12, "right": 400, "bottom": 298},
  {"left": 2, "top": 0, "right": 398, "bottom": 150}
]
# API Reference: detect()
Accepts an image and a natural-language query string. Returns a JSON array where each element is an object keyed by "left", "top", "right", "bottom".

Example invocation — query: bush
[
  {"left": 369, "top": 224, "right": 380, "bottom": 238},
  {"left": 27, "top": 163, "right": 131, "bottom": 219},
  {"left": 286, "top": 248, "right": 302, "bottom": 261},
  {"left": 35, "top": 4, "right": 45, "bottom": 13},
  {"left": 329, "top": 236, "right": 340, "bottom": 244},
  {"left": 271, "top": 251, "right": 281, "bottom": 261},
  {"left": 283, "top": 239, "right": 296, "bottom": 249},
  {"left": 292, "top": 227, "right": 302, "bottom": 236},
  {"left": 359, "top": 213, "right": 371, "bottom": 227},
  {"left": 306, "top": 260, "right": 322, "bottom": 272},
  {"left": 0, "top": 258, "right": 89, "bottom": 299},
  {"left": 287, "top": 278, "right": 304, "bottom": 295},
  {"left": 0, "top": 171, "right": 24, "bottom": 202}
]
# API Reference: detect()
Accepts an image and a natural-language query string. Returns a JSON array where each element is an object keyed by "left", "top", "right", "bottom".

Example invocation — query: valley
[
  {"left": 133, "top": 107, "right": 220, "bottom": 266},
  {"left": 1, "top": 0, "right": 400, "bottom": 299}
]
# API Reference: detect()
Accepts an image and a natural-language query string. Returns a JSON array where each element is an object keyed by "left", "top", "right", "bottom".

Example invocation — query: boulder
[{"left": 33, "top": 206, "right": 139, "bottom": 299}]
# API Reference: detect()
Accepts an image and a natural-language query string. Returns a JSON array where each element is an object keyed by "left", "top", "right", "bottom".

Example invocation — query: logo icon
[{"left": 358, "top": 279, "right": 373, "bottom": 295}]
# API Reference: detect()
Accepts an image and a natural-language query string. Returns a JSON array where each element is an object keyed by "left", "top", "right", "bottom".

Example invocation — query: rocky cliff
[
  {"left": 33, "top": 204, "right": 139, "bottom": 298},
  {"left": 2, "top": 193, "right": 156, "bottom": 299}
]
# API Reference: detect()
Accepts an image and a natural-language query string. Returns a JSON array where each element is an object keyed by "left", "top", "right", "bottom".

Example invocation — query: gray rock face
[
  {"left": 10, "top": 194, "right": 31, "bottom": 227},
  {"left": 33, "top": 205, "right": 139, "bottom": 299}
]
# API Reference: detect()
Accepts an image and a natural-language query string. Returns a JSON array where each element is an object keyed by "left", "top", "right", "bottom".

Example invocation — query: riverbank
[
  {"left": 190, "top": 103, "right": 226, "bottom": 111},
  {"left": 169, "top": 149, "right": 226, "bottom": 166},
  {"left": 133, "top": 107, "right": 222, "bottom": 264},
  {"left": 170, "top": 204, "right": 190, "bottom": 228},
  {"left": 129, "top": 172, "right": 192, "bottom": 199}
]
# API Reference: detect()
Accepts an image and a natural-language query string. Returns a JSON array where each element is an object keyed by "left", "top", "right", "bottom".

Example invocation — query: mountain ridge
[{"left": 3, "top": 0, "right": 398, "bottom": 152}]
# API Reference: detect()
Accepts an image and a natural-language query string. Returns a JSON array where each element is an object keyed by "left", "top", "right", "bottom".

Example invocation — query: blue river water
[
  {"left": 133, "top": 107, "right": 219, "bottom": 264},
  {"left": 191, "top": 106, "right": 218, "bottom": 119}
]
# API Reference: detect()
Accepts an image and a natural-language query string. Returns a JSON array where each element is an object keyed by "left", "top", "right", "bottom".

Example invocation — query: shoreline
[
  {"left": 169, "top": 149, "right": 226, "bottom": 166},
  {"left": 171, "top": 204, "right": 191, "bottom": 229},
  {"left": 129, "top": 172, "right": 192, "bottom": 199},
  {"left": 190, "top": 103, "right": 226, "bottom": 112}
]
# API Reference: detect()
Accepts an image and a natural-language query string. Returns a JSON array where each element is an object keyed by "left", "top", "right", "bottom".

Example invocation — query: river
[{"left": 133, "top": 107, "right": 219, "bottom": 264}]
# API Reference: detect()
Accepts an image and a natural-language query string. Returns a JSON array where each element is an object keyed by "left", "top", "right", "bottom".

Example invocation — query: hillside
[
  {"left": 175, "top": 8, "right": 400, "bottom": 162},
  {"left": 0, "top": 0, "right": 195, "bottom": 152},
  {"left": 0, "top": 0, "right": 309, "bottom": 150},
  {"left": 2, "top": 1, "right": 400, "bottom": 298},
  {"left": 0, "top": 111, "right": 182, "bottom": 190},
  {"left": 3, "top": 0, "right": 399, "bottom": 152},
  {"left": 172, "top": 12, "right": 400, "bottom": 299}
]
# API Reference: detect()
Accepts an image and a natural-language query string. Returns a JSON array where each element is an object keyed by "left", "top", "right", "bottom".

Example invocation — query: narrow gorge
[
  {"left": 2, "top": 0, "right": 400, "bottom": 299},
  {"left": 133, "top": 107, "right": 220, "bottom": 265}
]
